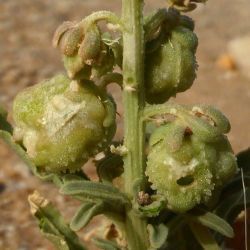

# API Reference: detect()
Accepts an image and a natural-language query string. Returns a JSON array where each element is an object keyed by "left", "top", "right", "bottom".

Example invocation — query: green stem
[
  {"left": 122, "top": 0, "right": 148, "bottom": 249},
  {"left": 80, "top": 11, "right": 123, "bottom": 30},
  {"left": 97, "top": 72, "right": 123, "bottom": 89}
]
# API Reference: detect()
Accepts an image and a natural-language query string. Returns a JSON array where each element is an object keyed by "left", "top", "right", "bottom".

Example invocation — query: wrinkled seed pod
[
  {"left": 78, "top": 24, "right": 101, "bottom": 63},
  {"left": 52, "top": 21, "right": 76, "bottom": 48},
  {"left": 145, "top": 26, "right": 198, "bottom": 104},
  {"left": 59, "top": 27, "right": 83, "bottom": 56},
  {"left": 13, "top": 75, "right": 116, "bottom": 173},
  {"left": 146, "top": 122, "right": 237, "bottom": 213}
]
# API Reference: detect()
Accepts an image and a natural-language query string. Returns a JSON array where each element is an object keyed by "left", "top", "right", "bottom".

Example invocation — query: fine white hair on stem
[{"left": 241, "top": 168, "right": 248, "bottom": 250}]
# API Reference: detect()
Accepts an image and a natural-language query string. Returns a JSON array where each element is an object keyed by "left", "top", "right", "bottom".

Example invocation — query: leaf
[
  {"left": 70, "top": 202, "right": 105, "bottom": 231},
  {"left": 60, "top": 180, "right": 131, "bottom": 210},
  {"left": 138, "top": 199, "right": 166, "bottom": 218},
  {"left": 148, "top": 224, "right": 168, "bottom": 249},
  {"left": 188, "top": 221, "right": 220, "bottom": 250},
  {"left": 28, "top": 191, "right": 86, "bottom": 250},
  {"left": 187, "top": 209, "right": 234, "bottom": 238},
  {"left": 92, "top": 237, "right": 120, "bottom": 250}
]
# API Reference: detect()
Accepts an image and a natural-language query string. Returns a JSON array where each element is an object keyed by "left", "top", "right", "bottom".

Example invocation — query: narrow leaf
[
  {"left": 28, "top": 191, "right": 86, "bottom": 250},
  {"left": 70, "top": 202, "right": 104, "bottom": 231},
  {"left": 148, "top": 224, "right": 168, "bottom": 249},
  {"left": 187, "top": 210, "right": 234, "bottom": 238},
  {"left": 60, "top": 180, "right": 131, "bottom": 210},
  {"left": 92, "top": 237, "right": 120, "bottom": 250},
  {"left": 188, "top": 221, "right": 220, "bottom": 250}
]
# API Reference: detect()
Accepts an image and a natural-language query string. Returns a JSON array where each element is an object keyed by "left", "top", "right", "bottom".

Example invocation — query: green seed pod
[
  {"left": 145, "top": 26, "right": 198, "bottom": 104},
  {"left": 146, "top": 122, "right": 237, "bottom": 213},
  {"left": 13, "top": 75, "right": 116, "bottom": 173}
]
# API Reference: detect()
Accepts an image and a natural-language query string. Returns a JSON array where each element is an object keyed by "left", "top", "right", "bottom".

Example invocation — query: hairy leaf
[
  {"left": 187, "top": 210, "right": 234, "bottom": 238},
  {"left": 70, "top": 202, "right": 105, "bottom": 231},
  {"left": 60, "top": 180, "right": 131, "bottom": 210}
]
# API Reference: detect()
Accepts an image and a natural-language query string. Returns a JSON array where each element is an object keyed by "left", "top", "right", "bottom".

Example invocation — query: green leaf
[
  {"left": 92, "top": 237, "right": 120, "bottom": 250},
  {"left": 187, "top": 209, "right": 234, "bottom": 238},
  {"left": 60, "top": 180, "right": 131, "bottom": 210},
  {"left": 70, "top": 202, "right": 105, "bottom": 231},
  {"left": 188, "top": 221, "right": 220, "bottom": 250},
  {"left": 138, "top": 199, "right": 165, "bottom": 218},
  {"left": 28, "top": 191, "right": 86, "bottom": 250},
  {"left": 148, "top": 224, "right": 168, "bottom": 249}
]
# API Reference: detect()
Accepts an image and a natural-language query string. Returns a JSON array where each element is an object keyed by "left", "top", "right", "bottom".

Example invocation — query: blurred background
[{"left": 0, "top": 0, "right": 250, "bottom": 249}]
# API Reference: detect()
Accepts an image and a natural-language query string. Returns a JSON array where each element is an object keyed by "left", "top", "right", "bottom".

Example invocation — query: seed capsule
[
  {"left": 146, "top": 120, "right": 237, "bottom": 213},
  {"left": 145, "top": 26, "right": 198, "bottom": 104},
  {"left": 13, "top": 75, "right": 116, "bottom": 173}
]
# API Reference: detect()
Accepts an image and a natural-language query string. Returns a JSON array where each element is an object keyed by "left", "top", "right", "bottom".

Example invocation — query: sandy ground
[{"left": 0, "top": 0, "right": 250, "bottom": 249}]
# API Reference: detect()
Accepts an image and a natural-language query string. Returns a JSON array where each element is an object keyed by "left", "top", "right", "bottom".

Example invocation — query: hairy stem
[{"left": 122, "top": 0, "right": 148, "bottom": 249}]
